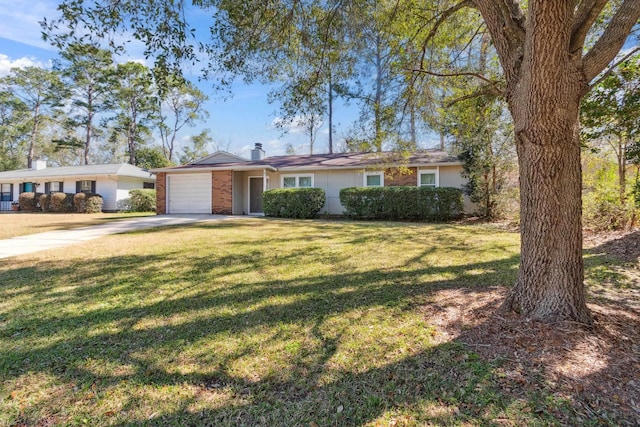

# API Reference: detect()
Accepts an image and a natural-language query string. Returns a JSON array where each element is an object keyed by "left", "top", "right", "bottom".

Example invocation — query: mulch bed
[{"left": 424, "top": 287, "right": 639, "bottom": 425}]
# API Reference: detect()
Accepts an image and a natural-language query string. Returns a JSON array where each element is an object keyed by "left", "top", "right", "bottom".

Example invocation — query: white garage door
[{"left": 167, "top": 173, "right": 211, "bottom": 214}]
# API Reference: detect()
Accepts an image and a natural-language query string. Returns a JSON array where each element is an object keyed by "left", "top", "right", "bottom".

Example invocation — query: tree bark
[
  {"left": 503, "top": 123, "right": 592, "bottom": 324},
  {"left": 499, "top": 1, "right": 592, "bottom": 324},
  {"left": 28, "top": 103, "right": 40, "bottom": 169}
]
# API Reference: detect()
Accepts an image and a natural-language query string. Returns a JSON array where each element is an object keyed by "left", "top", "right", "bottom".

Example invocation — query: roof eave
[
  {"left": 0, "top": 172, "right": 155, "bottom": 181},
  {"left": 274, "top": 161, "right": 462, "bottom": 172},
  {"left": 152, "top": 165, "right": 277, "bottom": 173}
]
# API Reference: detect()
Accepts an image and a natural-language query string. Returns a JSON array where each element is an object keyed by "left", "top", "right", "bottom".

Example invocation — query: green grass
[{"left": 0, "top": 218, "right": 608, "bottom": 426}]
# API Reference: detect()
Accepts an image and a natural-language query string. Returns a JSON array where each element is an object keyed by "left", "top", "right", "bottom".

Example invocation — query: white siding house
[{"left": 0, "top": 162, "right": 156, "bottom": 212}]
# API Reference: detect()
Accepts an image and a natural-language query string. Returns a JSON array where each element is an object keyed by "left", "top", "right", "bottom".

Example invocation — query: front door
[{"left": 249, "top": 177, "right": 263, "bottom": 214}]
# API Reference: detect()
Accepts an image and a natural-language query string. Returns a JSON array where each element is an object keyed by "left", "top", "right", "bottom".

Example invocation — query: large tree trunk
[
  {"left": 500, "top": 1, "right": 592, "bottom": 324},
  {"left": 503, "top": 122, "right": 592, "bottom": 324}
]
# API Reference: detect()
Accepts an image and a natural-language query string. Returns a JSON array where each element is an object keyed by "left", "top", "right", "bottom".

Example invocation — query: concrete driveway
[{"left": 0, "top": 214, "right": 237, "bottom": 259}]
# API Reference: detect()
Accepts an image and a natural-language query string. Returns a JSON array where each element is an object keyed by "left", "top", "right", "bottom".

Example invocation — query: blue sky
[
  {"left": 0, "top": 0, "right": 365, "bottom": 158},
  {"left": 2, "top": 2, "right": 636, "bottom": 160}
]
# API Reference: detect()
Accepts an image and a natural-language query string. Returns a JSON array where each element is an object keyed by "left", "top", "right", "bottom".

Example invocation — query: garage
[{"left": 167, "top": 173, "right": 211, "bottom": 214}]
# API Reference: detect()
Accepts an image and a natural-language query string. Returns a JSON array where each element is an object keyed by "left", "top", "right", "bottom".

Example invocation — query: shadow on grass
[{"left": 1, "top": 220, "right": 634, "bottom": 425}]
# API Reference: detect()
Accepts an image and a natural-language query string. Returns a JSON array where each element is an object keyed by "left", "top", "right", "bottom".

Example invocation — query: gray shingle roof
[
  {"left": 0, "top": 163, "right": 155, "bottom": 181},
  {"left": 157, "top": 150, "right": 460, "bottom": 172}
]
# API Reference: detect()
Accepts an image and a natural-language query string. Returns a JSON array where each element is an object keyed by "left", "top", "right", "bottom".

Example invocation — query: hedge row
[
  {"left": 339, "top": 186, "right": 464, "bottom": 221},
  {"left": 39, "top": 193, "right": 75, "bottom": 212},
  {"left": 18, "top": 192, "right": 103, "bottom": 213},
  {"left": 263, "top": 188, "right": 325, "bottom": 219}
]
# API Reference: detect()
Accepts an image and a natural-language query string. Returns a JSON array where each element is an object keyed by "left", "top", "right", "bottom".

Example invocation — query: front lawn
[
  {"left": 0, "top": 212, "right": 154, "bottom": 240},
  {"left": 0, "top": 219, "right": 636, "bottom": 426}
]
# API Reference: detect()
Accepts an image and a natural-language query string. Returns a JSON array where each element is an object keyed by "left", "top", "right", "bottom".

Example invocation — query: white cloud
[
  {"left": 271, "top": 115, "right": 315, "bottom": 135},
  {"left": 266, "top": 139, "right": 283, "bottom": 150},
  {"left": 0, "top": 1, "right": 60, "bottom": 50},
  {"left": 237, "top": 144, "right": 253, "bottom": 157},
  {"left": 0, "top": 54, "right": 49, "bottom": 76}
]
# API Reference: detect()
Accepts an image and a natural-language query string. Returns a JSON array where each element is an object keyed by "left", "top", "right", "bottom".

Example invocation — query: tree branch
[
  {"left": 419, "top": 0, "right": 473, "bottom": 70},
  {"left": 409, "top": 68, "right": 500, "bottom": 86},
  {"left": 583, "top": 0, "right": 640, "bottom": 83},
  {"left": 445, "top": 87, "right": 503, "bottom": 106},
  {"left": 588, "top": 47, "right": 640, "bottom": 91},
  {"left": 570, "top": 0, "right": 609, "bottom": 54},
  {"left": 410, "top": 68, "right": 506, "bottom": 99},
  {"left": 472, "top": 0, "right": 526, "bottom": 87}
]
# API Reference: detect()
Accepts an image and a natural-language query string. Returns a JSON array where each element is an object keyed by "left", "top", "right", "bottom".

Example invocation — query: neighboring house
[
  {"left": 152, "top": 144, "right": 473, "bottom": 216},
  {"left": 0, "top": 160, "right": 156, "bottom": 212}
]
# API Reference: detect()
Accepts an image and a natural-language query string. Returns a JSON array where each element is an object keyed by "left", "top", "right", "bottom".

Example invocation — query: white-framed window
[
  {"left": 418, "top": 168, "right": 439, "bottom": 187},
  {"left": 364, "top": 171, "right": 384, "bottom": 187},
  {"left": 281, "top": 174, "right": 314, "bottom": 188},
  {"left": 49, "top": 181, "right": 62, "bottom": 193},
  {"left": 78, "top": 180, "right": 95, "bottom": 193},
  {"left": 1, "top": 183, "right": 12, "bottom": 202}
]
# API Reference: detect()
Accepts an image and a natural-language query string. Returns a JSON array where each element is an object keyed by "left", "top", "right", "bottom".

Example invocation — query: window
[
  {"left": 20, "top": 182, "right": 34, "bottom": 193},
  {"left": 77, "top": 180, "right": 96, "bottom": 193},
  {"left": 1, "top": 183, "right": 11, "bottom": 202},
  {"left": 364, "top": 172, "right": 384, "bottom": 187},
  {"left": 47, "top": 181, "right": 63, "bottom": 193},
  {"left": 281, "top": 174, "right": 314, "bottom": 188},
  {"left": 143, "top": 182, "right": 155, "bottom": 189},
  {"left": 283, "top": 177, "right": 296, "bottom": 188},
  {"left": 418, "top": 169, "right": 439, "bottom": 187}
]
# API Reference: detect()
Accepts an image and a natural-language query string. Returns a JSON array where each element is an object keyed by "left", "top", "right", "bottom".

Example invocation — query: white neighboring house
[{"left": 0, "top": 161, "right": 156, "bottom": 212}]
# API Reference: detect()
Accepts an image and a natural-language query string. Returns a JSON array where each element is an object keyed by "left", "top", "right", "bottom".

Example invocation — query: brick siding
[
  {"left": 156, "top": 172, "right": 166, "bottom": 214},
  {"left": 212, "top": 170, "right": 233, "bottom": 214},
  {"left": 384, "top": 167, "right": 417, "bottom": 186}
]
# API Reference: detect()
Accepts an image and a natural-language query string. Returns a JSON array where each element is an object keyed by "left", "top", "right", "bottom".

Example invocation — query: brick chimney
[{"left": 33, "top": 159, "right": 47, "bottom": 170}]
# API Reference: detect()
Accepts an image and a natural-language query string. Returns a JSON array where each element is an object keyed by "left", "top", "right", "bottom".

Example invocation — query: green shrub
[
  {"left": 340, "top": 186, "right": 464, "bottom": 221},
  {"left": 39, "top": 193, "right": 51, "bottom": 212},
  {"left": 583, "top": 189, "right": 637, "bottom": 231},
  {"left": 19, "top": 192, "right": 40, "bottom": 211},
  {"left": 50, "top": 193, "right": 75, "bottom": 213},
  {"left": 74, "top": 193, "right": 103, "bottom": 213},
  {"left": 263, "top": 188, "right": 325, "bottom": 219},
  {"left": 129, "top": 189, "right": 156, "bottom": 212}
]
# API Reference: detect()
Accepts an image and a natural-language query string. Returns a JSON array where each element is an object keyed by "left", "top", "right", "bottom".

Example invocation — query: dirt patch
[
  {"left": 585, "top": 229, "right": 640, "bottom": 263},
  {"left": 423, "top": 287, "right": 640, "bottom": 426}
]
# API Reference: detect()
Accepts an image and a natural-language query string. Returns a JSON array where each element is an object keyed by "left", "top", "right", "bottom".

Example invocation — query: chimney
[
  {"left": 251, "top": 143, "right": 265, "bottom": 161},
  {"left": 33, "top": 159, "right": 47, "bottom": 170}
]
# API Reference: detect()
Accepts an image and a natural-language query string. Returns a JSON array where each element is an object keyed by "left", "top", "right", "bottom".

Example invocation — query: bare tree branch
[
  {"left": 588, "top": 47, "right": 640, "bottom": 91},
  {"left": 570, "top": 0, "right": 609, "bottom": 54},
  {"left": 583, "top": 0, "right": 640, "bottom": 83}
]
